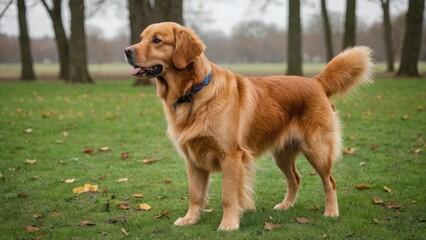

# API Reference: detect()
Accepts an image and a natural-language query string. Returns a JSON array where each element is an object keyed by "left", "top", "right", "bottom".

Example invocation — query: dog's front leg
[
  {"left": 218, "top": 151, "right": 244, "bottom": 231},
  {"left": 174, "top": 159, "right": 210, "bottom": 227}
]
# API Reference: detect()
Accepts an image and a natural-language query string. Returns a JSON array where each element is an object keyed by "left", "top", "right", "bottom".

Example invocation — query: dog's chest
[{"left": 181, "top": 136, "right": 224, "bottom": 171}]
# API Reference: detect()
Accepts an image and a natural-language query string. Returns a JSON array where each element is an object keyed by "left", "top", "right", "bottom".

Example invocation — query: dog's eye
[{"left": 152, "top": 38, "right": 162, "bottom": 44}]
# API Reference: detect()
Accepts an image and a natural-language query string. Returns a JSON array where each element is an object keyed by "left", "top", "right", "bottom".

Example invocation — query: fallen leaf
[
  {"left": 55, "top": 140, "right": 63, "bottom": 144},
  {"left": 343, "top": 148, "right": 356, "bottom": 155},
  {"left": 372, "top": 218, "right": 380, "bottom": 224},
  {"left": 33, "top": 213, "right": 43, "bottom": 219},
  {"left": 63, "top": 178, "right": 77, "bottom": 183},
  {"left": 83, "top": 148, "right": 95, "bottom": 154},
  {"left": 359, "top": 162, "right": 366, "bottom": 167},
  {"left": 121, "top": 152, "right": 131, "bottom": 159},
  {"left": 372, "top": 197, "right": 383, "bottom": 204},
  {"left": 30, "top": 176, "right": 39, "bottom": 181},
  {"left": 140, "top": 157, "right": 157, "bottom": 164},
  {"left": 117, "top": 178, "right": 128, "bottom": 183},
  {"left": 414, "top": 149, "right": 422, "bottom": 154},
  {"left": 401, "top": 115, "right": 410, "bottom": 121},
  {"left": 18, "top": 193, "right": 28, "bottom": 198},
  {"left": 73, "top": 183, "right": 98, "bottom": 193},
  {"left": 264, "top": 222, "right": 282, "bottom": 231},
  {"left": 369, "top": 144, "right": 379, "bottom": 151},
  {"left": 355, "top": 184, "right": 370, "bottom": 190},
  {"left": 139, "top": 203, "right": 152, "bottom": 211},
  {"left": 24, "top": 159, "right": 37, "bottom": 164},
  {"left": 121, "top": 227, "right": 129, "bottom": 236},
  {"left": 117, "top": 202, "right": 130, "bottom": 210},
  {"left": 385, "top": 202, "right": 400, "bottom": 209},
  {"left": 26, "top": 226, "right": 39, "bottom": 232},
  {"left": 62, "top": 131, "right": 69, "bottom": 137},
  {"left": 79, "top": 221, "right": 96, "bottom": 227},
  {"left": 72, "top": 187, "right": 85, "bottom": 194},
  {"left": 133, "top": 193, "right": 144, "bottom": 198},
  {"left": 384, "top": 186, "right": 392, "bottom": 193},
  {"left": 296, "top": 217, "right": 310, "bottom": 224},
  {"left": 155, "top": 210, "right": 171, "bottom": 219},
  {"left": 416, "top": 105, "right": 424, "bottom": 112},
  {"left": 24, "top": 128, "right": 33, "bottom": 133},
  {"left": 204, "top": 209, "right": 214, "bottom": 213},
  {"left": 163, "top": 178, "right": 172, "bottom": 183},
  {"left": 99, "top": 147, "right": 110, "bottom": 152}
]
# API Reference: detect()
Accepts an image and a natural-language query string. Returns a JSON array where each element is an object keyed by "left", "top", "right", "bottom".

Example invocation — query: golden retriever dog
[{"left": 124, "top": 22, "right": 372, "bottom": 231}]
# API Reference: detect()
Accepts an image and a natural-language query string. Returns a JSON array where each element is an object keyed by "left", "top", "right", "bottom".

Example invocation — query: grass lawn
[{"left": 0, "top": 78, "right": 425, "bottom": 239}]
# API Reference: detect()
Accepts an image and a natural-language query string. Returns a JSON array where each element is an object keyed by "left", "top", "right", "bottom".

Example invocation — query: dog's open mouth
[{"left": 130, "top": 65, "right": 163, "bottom": 77}]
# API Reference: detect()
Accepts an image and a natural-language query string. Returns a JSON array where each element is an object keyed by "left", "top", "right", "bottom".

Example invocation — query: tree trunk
[
  {"left": 17, "top": 0, "right": 36, "bottom": 81},
  {"left": 68, "top": 0, "right": 92, "bottom": 83},
  {"left": 397, "top": 0, "right": 424, "bottom": 77},
  {"left": 321, "top": 0, "right": 333, "bottom": 62},
  {"left": 41, "top": 0, "right": 69, "bottom": 80},
  {"left": 155, "top": 0, "right": 183, "bottom": 24},
  {"left": 287, "top": 0, "right": 302, "bottom": 76},
  {"left": 342, "top": 0, "right": 356, "bottom": 49},
  {"left": 381, "top": 0, "right": 394, "bottom": 72}
]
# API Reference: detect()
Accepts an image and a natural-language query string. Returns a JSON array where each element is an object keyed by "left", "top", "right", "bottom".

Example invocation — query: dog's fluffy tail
[{"left": 315, "top": 46, "right": 373, "bottom": 97}]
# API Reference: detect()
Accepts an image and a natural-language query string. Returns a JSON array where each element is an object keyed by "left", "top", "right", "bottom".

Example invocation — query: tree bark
[
  {"left": 397, "top": 0, "right": 424, "bottom": 77},
  {"left": 17, "top": 0, "right": 36, "bottom": 81},
  {"left": 41, "top": 0, "right": 69, "bottom": 80},
  {"left": 287, "top": 0, "right": 302, "bottom": 76},
  {"left": 68, "top": 0, "right": 92, "bottom": 83},
  {"left": 321, "top": 0, "right": 333, "bottom": 62},
  {"left": 342, "top": 0, "right": 356, "bottom": 49},
  {"left": 381, "top": 0, "right": 394, "bottom": 72}
]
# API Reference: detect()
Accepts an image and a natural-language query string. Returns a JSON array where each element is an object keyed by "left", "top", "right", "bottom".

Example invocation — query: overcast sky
[{"left": 0, "top": 0, "right": 408, "bottom": 39}]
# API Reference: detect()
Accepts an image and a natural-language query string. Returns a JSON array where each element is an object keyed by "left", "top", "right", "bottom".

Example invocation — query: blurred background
[{"left": 0, "top": 0, "right": 424, "bottom": 82}]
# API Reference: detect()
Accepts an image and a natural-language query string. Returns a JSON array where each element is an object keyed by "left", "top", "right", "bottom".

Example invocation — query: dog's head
[{"left": 124, "top": 22, "right": 205, "bottom": 78}]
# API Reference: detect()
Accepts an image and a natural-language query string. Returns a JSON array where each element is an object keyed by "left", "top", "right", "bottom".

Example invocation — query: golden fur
[{"left": 125, "top": 22, "right": 373, "bottom": 231}]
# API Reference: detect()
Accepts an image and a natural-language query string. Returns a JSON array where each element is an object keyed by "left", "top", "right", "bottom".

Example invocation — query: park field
[{"left": 0, "top": 76, "right": 425, "bottom": 239}]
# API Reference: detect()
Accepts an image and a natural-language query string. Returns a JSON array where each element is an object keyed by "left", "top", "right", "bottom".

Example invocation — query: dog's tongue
[{"left": 131, "top": 67, "right": 142, "bottom": 75}]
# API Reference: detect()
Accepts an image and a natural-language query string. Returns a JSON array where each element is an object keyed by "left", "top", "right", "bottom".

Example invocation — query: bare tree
[
  {"left": 68, "top": 0, "right": 92, "bottom": 83},
  {"left": 397, "top": 0, "right": 425, "bottom": 77},
  {"left": 41, "top": 0, "right": 69, "bottom": 80},
  {"left": 342, "top": 0, "right": 356, "bottom": 49},
  {"left": 287, "top": 0, "right": 302, "bottom": 75},
  {"left": 321, "top": 0, "right": 333, "bottom": 61},
  {"left": 17, "top": 0, "right": 36, "bottom": 81},
  {"left": 380, "top": 0, "right": 394, "bottom": 72}
]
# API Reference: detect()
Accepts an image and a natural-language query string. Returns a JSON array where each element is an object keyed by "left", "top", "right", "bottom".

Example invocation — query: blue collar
[{"left": 173, "top": 71, "right": 213, "bottom": 108}]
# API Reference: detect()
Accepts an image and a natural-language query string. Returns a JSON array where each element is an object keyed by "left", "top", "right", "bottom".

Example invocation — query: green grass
[{"left": 0, "top": 78, "right": 425, "bottom": 239}]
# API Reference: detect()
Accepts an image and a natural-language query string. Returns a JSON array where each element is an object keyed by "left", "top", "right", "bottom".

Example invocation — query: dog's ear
[{"left": 173, "top": 29, "right": 205, "bottom": 69}]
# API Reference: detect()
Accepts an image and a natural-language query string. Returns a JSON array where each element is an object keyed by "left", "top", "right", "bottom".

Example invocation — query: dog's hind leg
[
  {"left": 272, "top": 147, "right": 301, "bottom": 210},
  {"left": 301, "top": 133, "right": 339, "bottom": 217},
  {"left": 174, "top": 159, "right": 210, "bottom": 226}
]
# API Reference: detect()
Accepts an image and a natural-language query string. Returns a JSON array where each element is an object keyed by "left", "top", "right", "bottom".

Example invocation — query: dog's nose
[{"left": 124, "top": 46, "right": 135, "bottom": 57}]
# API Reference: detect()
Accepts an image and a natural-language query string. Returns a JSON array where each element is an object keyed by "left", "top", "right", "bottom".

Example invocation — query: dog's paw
[
  {"left": 273, "top": 201, "right": 294, "bottom": 210},
  {"left": 217, "top": 222, "right": 239, "bottom": 231},
  {"left": 174, "top": 217, "right": 198, "bottom": 226},
  {"left": 323, "top": 209, "right": 339, "bottom": 217}
]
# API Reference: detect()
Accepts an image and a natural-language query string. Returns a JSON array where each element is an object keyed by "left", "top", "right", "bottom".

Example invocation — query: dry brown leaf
[
  {"left": 24, "top": 128, "right": 33, "bottom": 134},
  {"left": 121, "top": 227, "right": 129, "bottom": 236},
  {"left": 416, "top": 105, "right": 424, "bottom": 112},
  {"left": 72, "top": 187, "right": 85, "bottom": 194},
  {"left": 141, "top": 157, "right": 157, "bottom": 164},
  {"left": 139, "top": 203, "right": 152, "bottom": 211},
  {"left": 33, "top": 213, "right": 43, "bottom": 219},
  {"left": 62, "top": 131, "right": 69, "bottom": 137},
  {"left": 26, "top": 226, "right": 39, "bottom": 232},
  {"left": 73, "top": 183, "right": 98, "bottom": 193},
  {"left": 133, "top": 193, "right": 144, "bottom": 198},
  {"left": 83, "top": 148, "right": 95, "bottom": 154},
  {"left": 117, "top": 202, "right": 130, "bottom": 210},
  {"left": 372, "top": 197, "right": 383, "bottom": 204},
  {"left": 63, "top": 179, "right": 77, "bottom": 183},
  {"left": 204, "top": 208, "right": 214, "bottom": 213},
  {"left": 163, "top": 178, "right": 172, "bottom": 183},
  {"left": 401, "top": 115, "right": 410, "bottom": 121},
  {"left": 296, "top": 217, "right": 310, "bottom": 224},
  {"left": 155, "top": 210, "right": 171, "bottom": 219},
  {"left": 384, "top": 186, "right": 392, "bottom": 193},
  {"left": 264, "top": 222, "right": 282, "bottom": 231},
  {"left": 343, "top": 148, "right": 356, "bottom": 155},
  {"left": 117, "top": 178, "right": 128, "bottom": 183},
  {"left": 18, "top": 193, "right": 28, "bottom": 198},
  {"left": 355, "top": 184, "right": 370, "bottom": 190},
  {"left": 55, "top": 140, "right": 63, "bottom": 144},
  {"left": 121, "top": 152, "right": 131, "bottom": 159},
  {"left": 385, "top": 202, "right": 400, "bottom": 209},
  {"left": 414, "top": 149, "right": 422, "bottom": 154},
  {"left": 79, "top": 221, "right": 96, "bottom": 227},
  {"left": 24, "top": 159, "right": 37, "bottom": 164}
]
